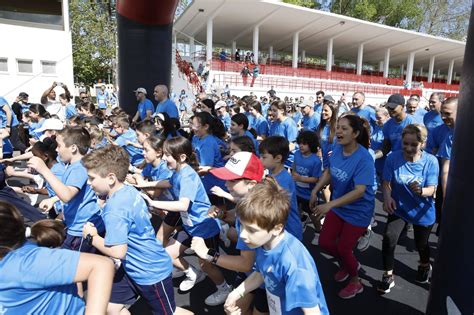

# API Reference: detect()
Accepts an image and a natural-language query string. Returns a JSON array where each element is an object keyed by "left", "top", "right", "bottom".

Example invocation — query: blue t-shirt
[
  {"left": 426, "top": 123, "right": 450, "bottom": 155},
  {"left": 0, "top": 97, "right": 19, "bottom": 127},
  {"left": 351, "top": 106, "right": 376, "bottom": 128},
  {"left": 383, "top": 115, "right": 416, "bottom": 152},
  {"left": 244, "top": 130, "right": 260, "bottom": 155},
  {"left": 0, "top": 242, "right": 84, "bottom": 314},
  {"left": 96, "top": 91, "right": 109, "bottom": 109},
  {"left": 45, "top": 162, "right": 66, "bottom": 212},
  {"left": 314, "top": 103, "right": 322, "bottom": 117},
  {"left": 383, "top": 150, "right": 439, "bottom": 226},
  {"left": 301, "top": 112, "right": 320, "bottom": 132},
  {"left": 319, "top": 124, "right": 335, "bottom": 169},
  {"left": 138, "top": 99, "right": 155, "bottom": 120},
  {"left": 142, "top": 160, "right": 173, "bottom": 181},
  {"left": 271, "top": 169, "right": 303, "bottom": 241},
  {"left": 169, "top": 164, "right": 220, "bottom": 238},
  {"left": 155, "top": 99, "right": 179, "bottom": 119},
  {"left": 103, "top": 185, "right": 172, "bottom": 285},
  {"left": 437, "top": 129, "right": 453, "bottom": 160},
  {"left": 62, "top": 161, "right": 104, "bottom": 236},
  {"left": 192, "top": 134, "right": 226, "bottom": 193},
  {"left": 245, "top": 111, "right": 255, "bottom": 130},
  {"left": 408, "top": 108, "right": 427, "bottom": 125},
  {"left": 253, "top": 115, "right": 269, "bottom": 137},
  {"left": 114, "top": 129, "right": 144, "bottom": 166},
  {"left": 424, "top": 110, "right": 443, "bottom": 134},
  {"left": 270, "top": 117, "right": 298, "bottom": 142},
  {"left": 293, "top": 150, "right": 322, "bottom": 200},
  {"left": 292, "top": 112, "right": 303, "bottom": 125},
  {"left": 370, "top": 124, "right": 386, "bottom": 175},
  {"left": 255, "top": 232, "right": 329, "bottom": 315},
  {"left": 329, "top": 144, "right": 375, "bottom": 227},
  {"left": 65, "top": 103, "right": 77, "bottom": 120},
  {"left": 219, "top": 112, "right": 231, "bottom": 131}
]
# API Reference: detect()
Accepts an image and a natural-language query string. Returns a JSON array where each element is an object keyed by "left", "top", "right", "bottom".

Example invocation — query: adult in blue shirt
[
  {"left": 96, "top": 85, "right": 109, "bottom": 110},
  {"left": 310, "top": 114, "right": 375, "bottom": 299},
  {"left": 437, "top": 97, "right": 457, "bottom": 200},
  {"left": 314, "top": 90, "right": 325, "bottom": 117},
  {"left": 131, "top": 87, "right": 154, "bottom": 123},
  {"left": 375, "top": 93, "right": 416, "bottom": 159},
  {"left": 0, "top": 96, "right": 25, "bottom": 153},
  {"left": 249, "top": 101, "right": 269, "bottom": 139},
  {"left": 406, "top": 96, "right": 426, "bottom": 125},
  {"left": 424, "top": 92, "right": 445, "bottom": 134},
  {"left": 269, "top": 100, "right": 298, "bottom": 165},
  {"left": 299, "top": 100, "right": 320, "bottom": 132},
  {"left": 350, "top": 91, "right": 376, "bottom": 130},
  {"left": 154, "top": 85, "right": 179, "bottom": 119},
  {"left": 379, "top": 124, "right": 439, "bottom": 293},
  {"left": 0, "top": 201, "right": 114, "bottom": 314}
]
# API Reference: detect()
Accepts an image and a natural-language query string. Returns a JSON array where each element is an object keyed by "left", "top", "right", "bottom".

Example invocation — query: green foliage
[
  {"left": 70, "top": 0, "right": 116, "bottom": 85},
  {"left": 283, "top": 0, "right": 321, "bottom": 9}
]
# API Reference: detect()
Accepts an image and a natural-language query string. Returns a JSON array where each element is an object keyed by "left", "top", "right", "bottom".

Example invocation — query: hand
[
  {"left": 409, "top": 181, "right": 422, "bottom": 196},
  {"left": 224, "top": 289, "right": 243, "bottom": 315},
  {"left": 125, "top": 174, "right": 137, "bottom": 185},
  {"left": 198, "top": 166, "right": 211, "bottom": 176},
  {"left": 82, "top": 222, "right": 98, "bottom": 238},
  {"left": 22, "top": 186, "right": 36, "bottom": 193},
  {"left": 190, "top": 237, "right": 208, "bottom": 259},
  {"left": 140, "top": 192, "right": 153, "bottom": 205},
  {"left": 309, "top": 190, "right": 319, "bottom": 210},
  {"left": 313, "top": 203, "right": 331, "bottom": 219},
  {"left": 39, "top": 198, "right": 56, "bottom": 213},
  {"left": 134, "top": 174, "right": 146, "bottom": 186},
  {"left": 52, "top": 82, "right": 58, "bottom": 88},
  {"left": 383, "top": 197, "right": 396, "bottom": 214},
  {"left": 292, "top": 172, "right": 301, "bottom": 182},
  {"left": 27, "top": 156, "right": 48, "bottom": 174},
  {"left": 29, "top": 138, "right": 38, "bottom": 146},
  {"left": 207, "top": 205, "right": 222, "bottom": 218},
  {"left": 210, "top": 186, "right": 227, "bottom": 198}
]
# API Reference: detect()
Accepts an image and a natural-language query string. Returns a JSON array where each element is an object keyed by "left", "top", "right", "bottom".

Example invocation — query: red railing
[{"left": 213, "top": 73, "right": 432, "bottom": 96}]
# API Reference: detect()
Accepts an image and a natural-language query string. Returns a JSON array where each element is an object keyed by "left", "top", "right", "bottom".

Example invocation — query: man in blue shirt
[
  {"left": 131, "top": 87, "right": 154, "bottom": 123},
  {"left": 424, "top": 92, "right": 445, "bottom": 133},
  {"left": 406, "top": 96, "right": 427, "bottom": 125},
  {"left": 299, "top": 100, "right": 320, "bottom": 131},
  {"left": 154, "top": 85, "right": 179, "bottom": 119},
  {"left": 96, "top": 85, "right": 109, "bottom": 110},
  {"left": 350, "top": 91, "right": 376, "bottom": 128}
]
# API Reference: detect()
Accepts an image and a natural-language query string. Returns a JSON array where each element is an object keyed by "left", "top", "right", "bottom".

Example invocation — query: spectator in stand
[
  {"left": 405, "top": 96, "right": 426, "bottom": 125},
  {"left": 241, "top": 65, "right": 250, "bottom": 86},
  {"left": 131, "top": 87, "right": 154, "bottom": 124},
  {"left": 40, "top": 82, "right": 70, "bottom": 121},
  {"left": 154, "top": 85, "right": 179, "bottom": 119},
  {"left": 219, "top": 49, "right": 227, "bottom": 61},
  {"left": 197, "top": 62, "right": 204, "bottom": 76},
  {"left": 235, "top": 49, "right": 241, "bottom": 61},
  {"left": 424, "top": 92, "right": 445, "bottom": 134},
  {"left": 299, "top": 99, "right": 320, "bottom": 132},
  {"left": 250, "top": 64, "right": 259, "bottom": 88}
]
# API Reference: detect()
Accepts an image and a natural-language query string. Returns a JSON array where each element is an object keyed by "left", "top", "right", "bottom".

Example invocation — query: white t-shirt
[{"left": 45, "top": 99, "right": 65, "bottom": 121}]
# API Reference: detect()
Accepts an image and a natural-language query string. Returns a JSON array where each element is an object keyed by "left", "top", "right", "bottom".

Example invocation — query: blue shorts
[
  {"left": 111, "top": 266, "right": 176, "bottom": 314},
  {"left": 174, "top": 229, "right": 220, "bottom": 251},
  {"left": 62, "top": 234, "right": 100, "bottom": 253}
]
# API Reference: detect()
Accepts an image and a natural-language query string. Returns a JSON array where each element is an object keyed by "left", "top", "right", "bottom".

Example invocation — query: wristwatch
[
  {"left": 206, "top": 248, "right": 220, "bottom": 264},
  {"left": 86, "top": 234, "right": 94, "bottom": 246}
]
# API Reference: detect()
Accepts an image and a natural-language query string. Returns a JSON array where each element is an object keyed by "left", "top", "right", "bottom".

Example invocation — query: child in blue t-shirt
[
  {"left": 292, "top": 130, "right": 322, "bottom": 243},
  {"left": 379, "top": 124, "right": 439, "bottom": 293},
  {"left": 310, "top": 115, "right": 375, "bottom": 299},
  {"left": 27, "top": 126, "right": 104, "bottom": 252},
  {"left": 141, "top": 136, "right": 232, "bottom": 306},
  {"left": 224, "top": 179, "right": 329, "bottom": 315},
  {"left": 259, "top": 136, "right": 303, "bottom": 241},
  {"left": 82, "top": 145, "right": 185, "bottom": 314},
  {"left": 0, "top": 200, "right": 114, "bottom": 314},
  {"left": 112, "top": 115, "right": 144, "bottom": 167}
]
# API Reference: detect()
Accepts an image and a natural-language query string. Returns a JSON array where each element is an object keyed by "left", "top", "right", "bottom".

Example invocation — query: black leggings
[{"left": 382, "top": 214, "right": 433, "bottom": 271}]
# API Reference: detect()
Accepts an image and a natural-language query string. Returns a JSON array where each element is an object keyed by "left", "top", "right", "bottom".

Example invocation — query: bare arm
[
  {"left": 440, "top": 158, "right": 450, "bottom": 199},
  {"left": 41, "top": 83, "right": 56, "bottom": 104}
]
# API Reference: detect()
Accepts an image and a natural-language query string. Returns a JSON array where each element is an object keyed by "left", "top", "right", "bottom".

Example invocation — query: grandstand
[{"left": 173, "top": 0, "right": 464, "bottom": 103}]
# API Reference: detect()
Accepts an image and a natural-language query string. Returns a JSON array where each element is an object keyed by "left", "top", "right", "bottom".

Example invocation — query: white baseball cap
[
  {"left": 34, "top": 118, "right": 64, "bottom": 133},
  {"left": 134, "top": 87, "right": 147, "bottom": 94}
]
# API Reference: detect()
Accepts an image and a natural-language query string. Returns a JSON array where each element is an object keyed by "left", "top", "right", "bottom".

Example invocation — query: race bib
[{"left": 266, "top": 289, "right": 282, "bottom": 315}]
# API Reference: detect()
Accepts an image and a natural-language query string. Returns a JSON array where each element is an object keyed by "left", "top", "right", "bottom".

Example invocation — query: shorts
[
  {"left": 62, "top": 233, "right": 101, "bottom": 254},
  {"left": 174, "top": 229, "right": 220, "bottom": 251},
  {"left": 252, "top": 287, "right": 269, "bottom": 313},
  {"left": 296, "top": 195, "right": 311, "bottom": 214},
  {"left": 111, "top": 266, "right": 176, "bottom": 314},
  {"left": 163, "top": 211, "right": 182, "bottom": 228}
]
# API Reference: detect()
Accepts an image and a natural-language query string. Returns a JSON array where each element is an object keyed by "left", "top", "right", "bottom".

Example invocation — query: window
[
  {"left": 17, "top": 59, "right": 33, "bottom": 73},
  {"left": 0, "top": 58, "right": 7, "bottom": 72},
  {"left": 0, "top": 0, "right": 63, "bottom": 28},
  {"left": 41, "top": 61, "right": 56, "bottom": 74}
]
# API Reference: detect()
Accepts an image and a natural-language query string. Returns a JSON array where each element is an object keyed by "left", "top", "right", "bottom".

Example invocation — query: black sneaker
[
  {"left": 416, "top": 265, "right": 431, "bottom": 283},
  {"left": 377, "top": 274, "right": 395, "bottom": 293}
]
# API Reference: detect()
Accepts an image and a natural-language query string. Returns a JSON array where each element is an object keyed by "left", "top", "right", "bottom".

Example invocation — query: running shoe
[
  {"left": 334, "top": 269, "right": 349, "bottom": 282},
  {"left": 205, "top": 284, "right": 232, "bottom": 306},
  {"left": 357, "top": 229, "right": 372, "bottom": 252},
  {"left": 338, "top": 281, "right": 363, "bottom": 299},
  {"left": 179, "top": 268, "right": 205, "bottom": 291},
  {"left": 377, "top": 274, "right": 395, "bottom": 293},
  {"left": 416, "top": 265, "right": 431, "bottom": 283}
]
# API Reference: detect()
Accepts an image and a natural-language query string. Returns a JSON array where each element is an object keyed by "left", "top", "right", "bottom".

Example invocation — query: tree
[
  {"left": 70, "top": 0, "right": 117, "bottom": 86},
  {"left": 283, "top": 0, "right": 321, "bottom": 9}
]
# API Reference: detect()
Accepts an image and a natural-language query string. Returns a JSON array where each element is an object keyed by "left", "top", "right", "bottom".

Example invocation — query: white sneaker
[
  {"left": 26, "top": 193, "right": 39, "bottom": 206},
  {"left": 179, "top": 268, "right": 205, "bottom": 291},
  {"left": 357, "top": 229, "right": 372, "bottom": 252},
  {"left": 172, "top": 267, "right": 185, "bottom": 279},
  {"left": 205, "top": 285, "right": 232, "bottom": 306},
  {"left": 32, "top": 174, "right": 44, "bottom": 189},
  {"left": 311, "top": 234, "right": 319, "bottom": 246}
]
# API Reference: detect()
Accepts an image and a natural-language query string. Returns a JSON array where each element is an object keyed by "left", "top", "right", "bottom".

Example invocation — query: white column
[
  {"left": 406, "top": 52, "right": 415, "bottom": 87},
  {"left": 400, "top": 64, "right": 405, "bottom": 78},
  {"left": 269, "top": 46, "right": 273, "bottom": 60},
  {"left": 453, "top": 72, "right": 457, "bottom": 81},
  {"left": 379, "top": 61, "right": 384, "bottom": 72},
  {"left": 231, "top": 41, "right": 236, "bottom": 59},
  {"left": 253, "top": 26, "right": 259, "bottom": 64},
  {"left": 301, "top": 50, "right": 306, "bottom": 63},
  {"left": 356, "top": 43, "right": 364, "bottom": 75},
  {"left": 326, "top": 38, "right": 333, "bottom": 71},
  {"left": 447, "top": 59, "right": 455, "bottom": 84},
  {"left": 419, "top": 67, "right": 423, "bottom": 77},
  {"left": 62, "top": 0, "right": 70, "bottom": 32},
  {"left": 206, "top": 18, "right": 213, "bottom": 62},
  {"left": 428, "top": 56, "right": 435, "bottom": 83},
  {"left": 292, "top": 32, "right": 299, "bottom": 68},
  {"left": 437, "top": 69, "right": 441, "bottom": 77},
  {"left": 189, "top": 37, "right": 195, "bottom": 57},
  {"left": 383, "top": 48, "right": 390, "bottom": 78}
]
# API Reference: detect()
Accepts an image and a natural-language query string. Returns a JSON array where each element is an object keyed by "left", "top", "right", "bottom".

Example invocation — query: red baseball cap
[{"left": 211, "top": 152, "right": 264, "bottom": 182}]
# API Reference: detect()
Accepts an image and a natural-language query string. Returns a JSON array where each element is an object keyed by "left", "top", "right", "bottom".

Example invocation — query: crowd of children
[{"left": 0, "top": 86, "right": 456, "bottom": 314}]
